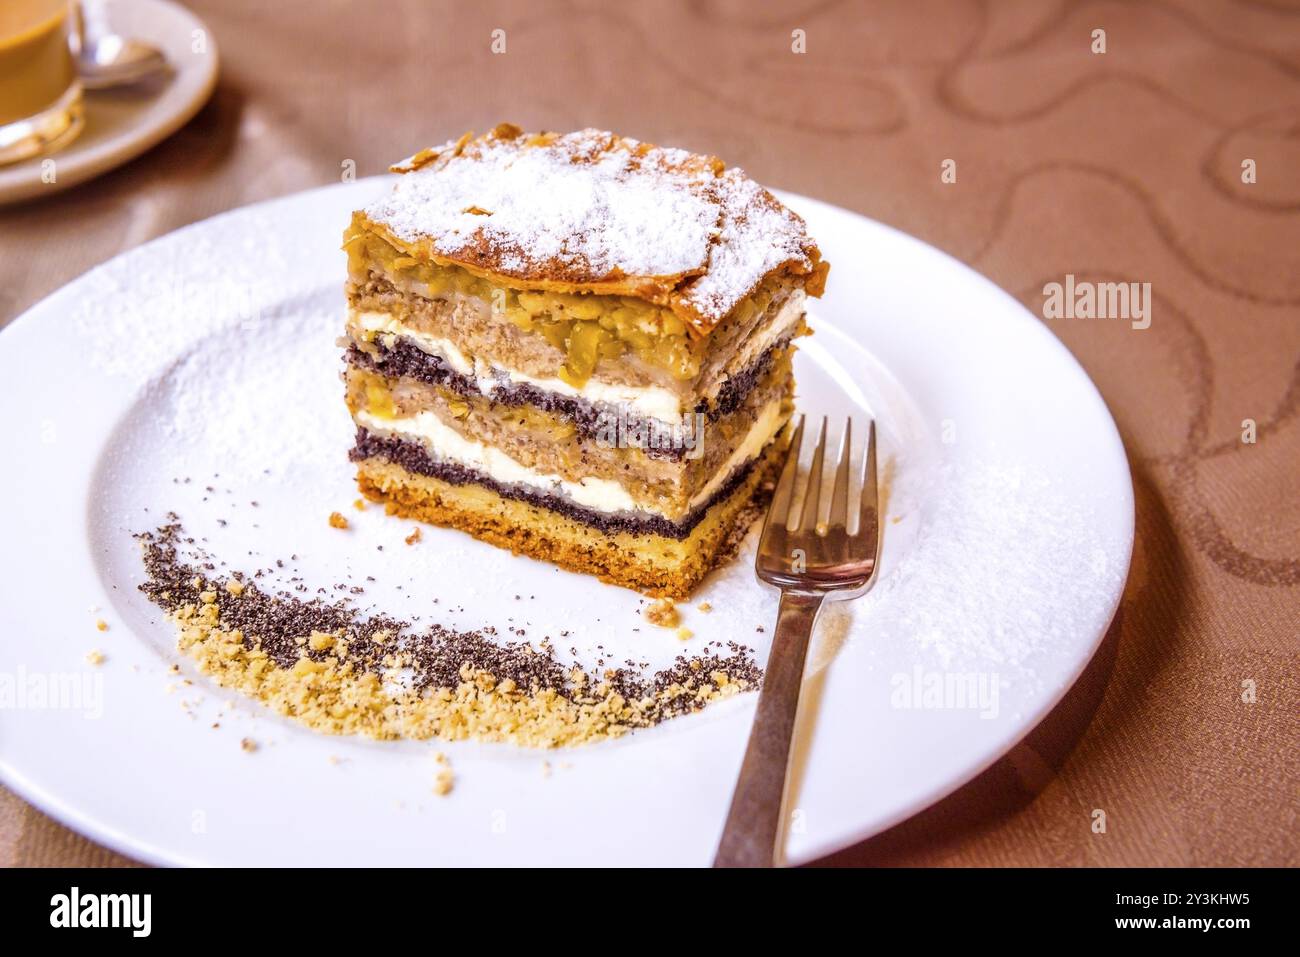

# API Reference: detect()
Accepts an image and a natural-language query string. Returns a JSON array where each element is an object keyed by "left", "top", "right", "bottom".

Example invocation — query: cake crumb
[
  {"left": 240, "top": 737, "right": 258, "bottom": 753},
  {"left": 434, "top": 767, "right": 455, "bottom": 796},
  {"left": 307, "top": 631, "right": 337, "bottom": 651},
  {"left": 95, "top": 619, "right": 109, "bottom": 632},
  {"left": 328, "top": 511, "right": 350, "bottom": 530},
  {"left": 353, "top": 498, "right": 367, "bottom": 511},
  {"left": 225, "top": 579, "right": 245, "bottom": 597},
  {"left": 85, "top": 649, "right": 105, "bottom": 665},
  {"left": 405, "top": 527, "right": 423, "bottom": 545},
  {"left": 541, "top": 760, "right": 552, "bottom": 778},
  {"left": 676, "top": 627, "right": 694, "bottom": 641},
  {"left": 644, "top": 598, "right": 680, "bottom": 629},
  {"left": 697, "top": 602, "right": 713, "bottom": 613}
]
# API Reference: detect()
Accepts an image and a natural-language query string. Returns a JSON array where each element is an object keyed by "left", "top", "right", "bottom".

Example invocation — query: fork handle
[{"left": 713, "top": 590, "right": 825, "bottom": 867}]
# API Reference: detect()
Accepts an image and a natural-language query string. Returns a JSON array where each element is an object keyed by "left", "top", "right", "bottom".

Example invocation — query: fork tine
[
  {"left": 762, "top": 415, "right": 804, "bottom": 532},
  {"left": 859, "top": 419, "right": 879, "bottom": 538},
  {"left": 796, "top": 416, "right": 828, "bottom": 532},
  {"left": 828, "top": 418, "right": 852, "bottom": 529}
]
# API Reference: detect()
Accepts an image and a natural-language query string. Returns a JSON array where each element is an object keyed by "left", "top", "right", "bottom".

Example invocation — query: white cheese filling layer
[
  {"left": 355, "top": 397, "right": 789, "bottom": 519},
  {"left": 349, "top": 289, "right": 804, "bottom": 423}
]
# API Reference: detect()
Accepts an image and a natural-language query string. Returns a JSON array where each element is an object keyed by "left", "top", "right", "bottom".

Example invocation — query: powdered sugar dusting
[
  {"left": 367, "top": 129, "right": 718, "bottom": 283},
  {"left": 364, "top": 127, "right": 819, "bottom": 327},
  {"left": 676, "top": 168, "right": 816, "bottom": 326},
  {"left": 864, "top": 457, "right": 1127, "bottom": 685},
  {"left": 71, "top": 205, "right": 332, "bottom": 379}
]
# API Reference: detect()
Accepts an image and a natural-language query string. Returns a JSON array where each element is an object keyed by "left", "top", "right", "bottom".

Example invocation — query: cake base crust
[{"left": 355, "top": 439, "right": 786, "bottom": 599}]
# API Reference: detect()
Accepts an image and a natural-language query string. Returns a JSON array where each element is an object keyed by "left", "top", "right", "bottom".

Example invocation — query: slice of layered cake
[{"left": 342, "top": 124, "right": 828, "bottom": 597}]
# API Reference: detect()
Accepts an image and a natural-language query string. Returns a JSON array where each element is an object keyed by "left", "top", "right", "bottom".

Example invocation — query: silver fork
[{"left": 713, "top": 416, "right": 880, "bottom": 868}]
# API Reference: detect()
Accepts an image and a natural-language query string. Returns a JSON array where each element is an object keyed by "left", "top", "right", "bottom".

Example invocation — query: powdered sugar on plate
[
  {"left": 864, "top": 456, "right": 1128, "bottom": 685},
  {"left": 72, "top": 203, "right": 333, "bottom": 379}
]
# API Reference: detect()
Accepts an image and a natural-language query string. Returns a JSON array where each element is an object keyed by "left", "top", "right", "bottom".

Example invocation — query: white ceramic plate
[
  {"left": 0, "top": 0, "right": 218, "bottom": 205},
  {"left": 0, "top": 180, "right": 1133, "bottom": 866}
]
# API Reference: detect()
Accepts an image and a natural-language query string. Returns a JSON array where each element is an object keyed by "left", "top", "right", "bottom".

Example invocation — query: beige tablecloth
[{"left": 1, "top": 0, "right": 1296, "bottom": 867}]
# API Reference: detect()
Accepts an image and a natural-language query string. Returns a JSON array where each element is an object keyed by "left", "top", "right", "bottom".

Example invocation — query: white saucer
[
  {"left": 0, "top": 0, "right": 218, "bottom": 205},
  {"left": 0, "top": 180, "right": 1133, "bottom": 865}
]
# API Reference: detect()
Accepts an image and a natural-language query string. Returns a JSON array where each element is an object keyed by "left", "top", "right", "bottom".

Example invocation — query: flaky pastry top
[{"left": 356, "top": 124, "right": 828, "bottom": 336}]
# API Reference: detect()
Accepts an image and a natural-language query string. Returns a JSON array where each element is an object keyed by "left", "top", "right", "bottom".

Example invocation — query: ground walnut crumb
[
  {"left": 307, "top": 631, "right": 338, "bottom": 652},
  {"left": 328, "top": 511, "right": 350, "bottom": 530},
  {"left": 240, "top": 737, "right": 258, "bottom": 753},
  {"left": 95, "top": 619, "right": 109, "bottom": 632},
  {"left": 644, "top": 598, "right": 680, "bottom": 629},
  {"left": 405, "top": 527, "right": 422, "bottom": 545},
  {"left": 86, "top": 649, "right": 105, "bottom": 665},
  {"left": 434, "top": 767, "right": 454, "bottom": 796},
  {"left": 161, "top": 601, "right": 757, "bottom": 747},
  {"left": 134, "top": 520, "right": 762, "bottom": 749},
  {"left": 697, "top": 602, "right": 713, "bottom": 614}
]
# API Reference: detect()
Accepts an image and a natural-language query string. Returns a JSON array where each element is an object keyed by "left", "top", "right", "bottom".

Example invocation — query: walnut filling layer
[
  {"left": 346, "top": 219, "right": 807, "bottom": 389},
  {"left": 352, "top": 385, "right": 791, "bottom": 522},
  {"left": 344, "top": 357, "right": 793, "bottom": 514},
  {"left": 345, "top": 273, "right": 807, "bottom": 403},
  {"left": 343, "top": 331, "right": 796, "bottom": 462}
]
